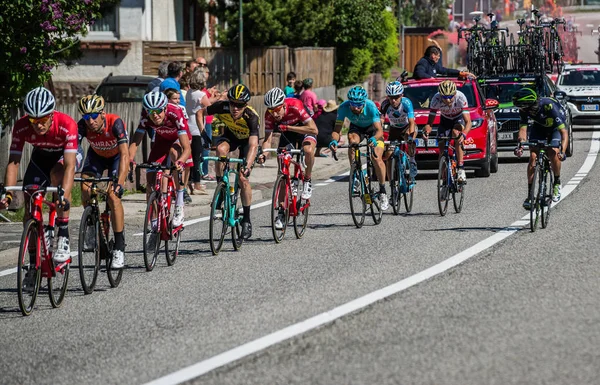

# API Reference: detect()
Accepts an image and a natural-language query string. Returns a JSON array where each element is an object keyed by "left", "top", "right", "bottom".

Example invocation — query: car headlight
[{"left": 471, "top": 118, "right": 484, "bottom": 128}]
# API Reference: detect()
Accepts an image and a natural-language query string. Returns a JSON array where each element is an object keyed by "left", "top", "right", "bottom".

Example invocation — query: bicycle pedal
[{"left": 364, "top": 194, "right": 372, "bottom": 204}]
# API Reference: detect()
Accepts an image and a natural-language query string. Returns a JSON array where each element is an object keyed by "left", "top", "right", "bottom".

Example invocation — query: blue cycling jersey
[
  {"left": 380, "top": 97, "right": 414, "bottom": 128},
  {"left": 336, "top": 100, "right": 381, "bottom": 128},
  {"left": 519, "top": 97, "right": 566, "bottom": 133}
]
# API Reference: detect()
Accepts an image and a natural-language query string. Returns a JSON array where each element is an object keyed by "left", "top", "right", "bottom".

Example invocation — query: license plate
[
  {"left": 498, "top": 132, "right": 513, "bottom": 140},
  {"left": 416, "top": 138, "right": 438, "bottom": 147},
  {"left": 582, "top": 104, "right": 599, "bottom": 111}
]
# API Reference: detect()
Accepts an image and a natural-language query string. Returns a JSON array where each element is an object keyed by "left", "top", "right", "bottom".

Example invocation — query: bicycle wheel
[
  {"left": 529, "top": 165, "right": 540, "bottom": 232},
  {"left": 17, "top": 219, "right": 42, "bottom": 316},
  {"left": 143, "top": 192, "right": 161, "bottom": 271},
  {"left": 437, "top": 157, "right": 450, "bottom": 216},
  {"left": 104, "top": 213, "right": 123, "bottom": 288},
  {"left": 368, "top": 163, "right": 383, "bottom": 225},
  {"left": 209, "top": 182, "right": 228, "bottom": 255},
  {"left": 541, "top": 165, "right": 554, "bottom": 229},
  {"left": 293, "top": 178, "right": 310, "bottom": 239},
  {"left": 453, "top": 180, "right": 465, "bottom": 213},
  {"left": 165, "top": 227, "right": 181, "bottom": 266},
  {"left": 271, "top": 174, "right": 289, "bottom": 243},
  {"left": 48, "top": 251, "right": 70, "bottom": 308},
  {"left": 390, "top": 156, "right": 401, "bottom": 215},
  {"left": 402, "top": 157, "right": 414, "bottom": 213},
  {"left": 231, "top": 188, "right": 244, "bottom": 251},
  {"left": 78, "top": 206, "right": 99, "bottom": 294},
  {"left": 348, "top": 164, "right": 366, "bottom": 228}
]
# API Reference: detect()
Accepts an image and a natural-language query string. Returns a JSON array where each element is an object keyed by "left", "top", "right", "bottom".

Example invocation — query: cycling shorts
[
  {"left": 278, "top": 131, "right": 317, "bottom": 149},
  {"left": 529, "top": 126, "right": 562, "bottom": 149},
  {"left": 438, "top": 115, "right": 465, "bottom": 138},
  {"left": 388, "top": 124, "right": 412, "bottom": 142},
  {"left": 82, "top": 151, "right": 120, "bottom": 178},
  {"left": 23, "top": 148, "right": 84, "bottom": 186},
  {"left": 214, "top": 130, "right": 253, "bottom": 159},
  {"left": 348, "top": 123, "right": 385, "bottom": 148}
]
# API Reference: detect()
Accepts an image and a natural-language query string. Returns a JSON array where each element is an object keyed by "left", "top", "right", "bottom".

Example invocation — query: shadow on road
[{"left": 424, "top": 226, "right": 508, "bottom": 232}]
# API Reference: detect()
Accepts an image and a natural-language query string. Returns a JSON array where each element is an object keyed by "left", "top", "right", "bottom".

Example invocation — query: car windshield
[
  {"left": 559, "top": 70, "right": 600, "bottom": 86},
  {"left": 95, "top": 84, "right": 148, "bottom": 102},
  {"left": 482, "top": 82, "right": 535, "bottom": 104},
  {"left": 403, "top": 83, "right": 477, "bottom": 109}
]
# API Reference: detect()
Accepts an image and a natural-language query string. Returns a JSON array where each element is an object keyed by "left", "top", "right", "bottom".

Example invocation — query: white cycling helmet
[
  {"left": 143, "top": 91, "right": 168, "bottom": 111},
  {"left": 24, "top": 87, "right": 55, "bottom": 118},
  {"left": 264, "top": 87, "right": 286, "bottom": 108},
  {"left": 386, "top": 81, "right": 404, "bottom": 96}
]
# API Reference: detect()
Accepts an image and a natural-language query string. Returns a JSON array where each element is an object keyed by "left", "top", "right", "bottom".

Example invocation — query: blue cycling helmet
[
  {"left": 347, "top": 86, "right": 368, "bottom": 104},
  {"left": 386, "top": 81, "right": 404, "bottom": 96}
]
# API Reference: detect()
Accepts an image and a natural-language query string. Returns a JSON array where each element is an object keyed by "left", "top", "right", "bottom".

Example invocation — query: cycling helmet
[
  {"left": 78, "top": 94, "right": 105, "bottom": 114},
  {"left": 386, "top": 81, "right": 404, "bottom": 96},
  {"left": 227, "top": 84, "right": 251, "bottom": 103},
  {"left": 347, "top": 86, "right": 368, "bottom": 104},
  {"left": 24, "top": 87, "right": 55, "bottom": 118},
  {"left": 512, "top": 88, "right": 538, "bottom": 108},
  {"left": 438, "top": 80, "right": 457, "bottom": 97},
  {"left": 264, "top": 87, "right": 286, "bottom": 108},
  {"left": 142, "top": 91, "right": 168, "bottom": 111}
]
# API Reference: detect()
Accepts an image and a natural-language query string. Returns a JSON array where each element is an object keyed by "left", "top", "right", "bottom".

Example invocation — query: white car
[{"left": 556, "top": 64, "right": 600, "bottom": 126}]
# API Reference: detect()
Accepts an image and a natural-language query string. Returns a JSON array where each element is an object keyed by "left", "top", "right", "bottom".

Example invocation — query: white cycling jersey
[{"left": 429, "top": 90, "right": 469, "bottom": 119}]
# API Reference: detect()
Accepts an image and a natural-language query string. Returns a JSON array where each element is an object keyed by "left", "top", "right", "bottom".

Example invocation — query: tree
[
  {"left": 413, "top": 0, "right": 449, "bottom": 29},
  {"left": 0, "top": 0, "right": 114, "bottom": 125},
  {"left": 372, "top": 9, "right": 399, "bottom": 79}
]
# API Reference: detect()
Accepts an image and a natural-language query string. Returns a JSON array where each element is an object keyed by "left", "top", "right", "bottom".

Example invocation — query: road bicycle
[
  {"left": 74, "top": 175, "right": 123, "bottom": 294},
  {"left": 333, "top": 143, "right": 382, "bottom": 228},
  {"left": 137, "top": 163, "right": 183, "bottom": 271},
  {"left": 262, "top": 147, "right": 310, "bottom": 243},
  {"left": 1, "top": 184, "right": 70, "bottom": 316},
  {"left": 436, "top": 136, "right": 466, "bottom": 216},
  {"left": 385, "top": 140, "right": 416, "bottom": 215},
  {"left": 517, "top": 140, "right": 559, "bottom": 232},
  {"left": 205, "top": 156, "right": 245, "bottom": 255}
]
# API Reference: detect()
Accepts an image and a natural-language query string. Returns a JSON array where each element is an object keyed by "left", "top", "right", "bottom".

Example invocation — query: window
[{"left": 90, "top": 5, "right": 118, "bottom": 34}]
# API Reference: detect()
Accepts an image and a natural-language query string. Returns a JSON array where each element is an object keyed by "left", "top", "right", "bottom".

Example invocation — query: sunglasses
[
  {"left": 267, "top": 104, "right": 284, "bottom": 114},
  {"left": 441, "top": 95, "right": 455, "bottom": 100},
  {"left": 197, "top": 62, "right": 207, "bottom": 67},
  {"left": 28, "top": 114, "right": 52, "bottom": 125},
  {"left": 146, "top": 108, "right": 165, "bottom": 115},
  {"left": 229, "top": 101, "right": 247, "bottom": 109},
  {"left": 388, "top": 95, "right": 402, "bottom": 100},
  {"left": 349, "top": 102, "right": 365, "bottom": 108},
  {"left": 83, "top": 113, "right": 101, "bottom": 120}
]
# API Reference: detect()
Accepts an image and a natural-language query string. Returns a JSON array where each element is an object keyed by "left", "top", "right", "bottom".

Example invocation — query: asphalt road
[{"left": 0, "top": 131, "right": 598, "bottom": 385}]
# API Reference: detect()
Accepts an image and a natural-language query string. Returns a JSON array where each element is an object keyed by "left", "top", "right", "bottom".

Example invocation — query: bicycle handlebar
[
  {"left": 136, "top": 163, "right": 180, "bottom": 171},
  {"left": 261, "top": 148, "right": 304, "bottom": 155},
  {"left": 204, "top": 156, "right": 245, "bottom": 164},
  {"left": 74, "top": 176, "right": 115, "bottom": 183}
]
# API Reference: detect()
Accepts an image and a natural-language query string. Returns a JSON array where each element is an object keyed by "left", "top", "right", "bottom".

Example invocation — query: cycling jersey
[
  {"left": 380, "top": 98, "right": 414, "bottom": 128},
  {"left": 10, "top": 111, "right": 78, "bottom": 156},
  {"left": 264, "top": 98, "right": 312, "bottom": 133},
  {"left": 519, "top": 97, "right": 566, "bottom": 133},
  {"left": 336, "top": 100, "right": 381, "bottom": 128},
  {"left": 136, "top": 103, "right": 190, "bottom": 143},
  {"left": 429, "top": 90, "right": 469, "bottom": 119},
  {"left": 78, "top": 114, "right": 128, "bottom": 158},
  {"left": 206, "top": 101, "right": 260, "bottom": 140}
]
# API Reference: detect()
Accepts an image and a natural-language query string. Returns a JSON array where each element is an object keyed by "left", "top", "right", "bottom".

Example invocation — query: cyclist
[
  {"left": 0, "top": 87, "right": 78, "bottom": 266},
  {"left": 379, "top": 81, "right": 418, "bottom": 179},
  {"left": 422, "top": 80, "right": 472, "bottom": 183},
  {"left": 128, "top": 91, "right": 191, "bottom": 231},
  {"left": 329, "top": 86, "right": 389, "bottom": 211},
  {"left": 512, "top": 88, "right": 568, "bottom": 208},
  {"left": 259, "top": 87, "right": 319, "bottom": 230},
  {"left": 77, "top": 95, "right": 129, "bottom": 269},
  {"left": 205, "top": 84, "right": 260, "bottom": 240}
]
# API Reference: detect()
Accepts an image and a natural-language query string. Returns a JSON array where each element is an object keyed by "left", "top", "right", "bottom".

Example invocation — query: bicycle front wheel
[
  {"left": 390, "top": 156, "right": 401, "bottom": 215},
  {"left": 349, "top": 164, "right": 366, "bottom": 228},
  {"left": 541, "top": 165, "right": 554, "bottom": 229},
  {"left": 165, "top": 227, "right": 182, "bottom": 266},
  {"left": 231, "top": 188, "right": 244, "bottom": 251},
  {"left": 293, "top": 179, "right": 310, "bottom": 239},
  {"left": 48, "top": 254, "right": 70, "bottom": 309},
  {"left": 17, "top": 219, "right": 42, "bottom": 316},
  {"left": 529, "top": 164, "right": 540, "bottom": 232},
  {"left": 437, "top": 157, "right": 450, "bottom": 216},
  {"left": 367, "top": 163, "right": 382, "bottom": 225},
  {"left": 103, "top": 212, "right": 123, "bottom": 288},
  {"left": 78, "top": 206, "right": 100, "bottom": 294},
  {"left": 453, "top": 181, "right": 465, "bottom": 213},
  {"left": 402, "top": 157, "right": 414, "bottom": 213},
  {"left": 209, "top": 183, "right": 228, "bottom": 255},
  {"left": 271, "top": 174, "right": 289, "bottom": 243},
  {"left": 143, "top": 192, "right": 161, "bottom": 271}
]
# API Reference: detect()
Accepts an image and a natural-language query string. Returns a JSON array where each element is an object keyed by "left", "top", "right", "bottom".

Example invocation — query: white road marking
[{"left": 143, "top": 132, "right": 600, "bottom": 385}]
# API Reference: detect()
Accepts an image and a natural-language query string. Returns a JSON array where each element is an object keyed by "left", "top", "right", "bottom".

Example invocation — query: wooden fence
[
  {"left": 402, "top": 34, "right": 450, "bottom": 74},
  {"left": 143, "top": 41, "right": 197, "bottom": 76}
]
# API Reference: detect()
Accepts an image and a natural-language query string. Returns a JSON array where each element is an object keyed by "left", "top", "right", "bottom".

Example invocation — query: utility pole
[
  {"left": 239, "top": 0, "right": 243, "bottom": 84},
  {"left": 398, "top": 0, "right": 402, "bottom": 69}
]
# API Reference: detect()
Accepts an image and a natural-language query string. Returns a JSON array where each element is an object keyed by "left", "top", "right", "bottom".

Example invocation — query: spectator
[
  {"left": 300, "top": 78, "right": 318, "bottom": 116},
  {"left": 199, "top": 65, "right": 220, "bottom": 181},
  {"left": 195, "top": 56, "right": 208, "bottom": 69},
  {"left": 412, "top": 45, "right": 474, "bottom": 80},
  {"left": 313, "top": 99, "right": 326, "bottom": 120},
  {"left": 314, "top": 99, "right": 338, "bottom": 157},
  {"left": 160, "top": 61, "right": 186, "bottom": 107},
  {"left": 179, "top": 71, "right": 192, "bottom": 100},
  {"left": 291, "top": 80, "right": 304, "bottom": 98},
  {"left": 147, "top": 61, "right": 169, "bottom": 92},
  {"left": 185, "top": 59, "right": 198, "bottom": 73},
  {"left": 284, "top": 72, "right": 296, "bottom": 96}
]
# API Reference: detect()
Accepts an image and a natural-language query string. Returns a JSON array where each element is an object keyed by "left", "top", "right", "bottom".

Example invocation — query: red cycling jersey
[
  {"left": 136, "top": 103, "right": 190, "bottom": 142},
  {"left": 10, "top": 111, "right": 79, "bottom": 155},
  {"left": 264, "top": 98, "right": 312, "bottom": 133},
  {"left": 78, "top": 114, "right": 128, "bottom": 158}
]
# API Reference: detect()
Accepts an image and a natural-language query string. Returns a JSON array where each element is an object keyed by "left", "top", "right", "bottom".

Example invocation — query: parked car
[
  {"left": 556, "top": 63, "right": 600, "bottom": 126},
  {"left": 401, "top": 77, "right": 499, "bottom": 177},
  {"left": 95, "top": 74, "right": 155, "bottom": 103},
  {"left": 478, "top": 73, "right": 573, "bottom": 157}
]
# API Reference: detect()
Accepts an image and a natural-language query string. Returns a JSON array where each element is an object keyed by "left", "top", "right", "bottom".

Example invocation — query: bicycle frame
[
  {"left": 142, "top": 164, "right": 181, "bottom": 240},
  {"left": 75, "top": 177, "right": 114, "bottom": 253},
  {"left": 205, "top": 156, "right": 244, "bottom": 227},
  {"left": 263, "top": 148, "right": 309, "bottom": 217}
]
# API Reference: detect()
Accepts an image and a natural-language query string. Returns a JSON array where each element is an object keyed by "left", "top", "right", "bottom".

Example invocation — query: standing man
[
  {"left": 147, "top": 61, "right": 169, "bottom": 93},
  {"left": 413, "top": 45, "right": 475, "bottom": 80},
  {"left": 159, "top": 61, "right": 186, "bottom": 107}
]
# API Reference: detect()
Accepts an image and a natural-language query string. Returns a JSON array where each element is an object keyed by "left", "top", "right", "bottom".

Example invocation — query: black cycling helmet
[
  {"left": 512, "top": 88, "right": 538, "bottom": 108},
  {"left": 227, "top": 84, "right": 251, "bottom": 104}
]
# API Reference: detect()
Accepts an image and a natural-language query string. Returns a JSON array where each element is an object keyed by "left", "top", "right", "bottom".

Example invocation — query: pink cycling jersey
[
  {"left": 264, "top": 98, "right": 312, "bottom": 133},
  {"left": 136, "top": 103, "right": 191, "bottom": 142},
  {"left": 10, "top": 111, "right": 79, "bottom": 155}
]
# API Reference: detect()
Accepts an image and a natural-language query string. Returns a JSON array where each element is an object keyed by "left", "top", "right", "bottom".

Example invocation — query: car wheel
[
  {"left": 474, "top": 138, "right": 491, "bottom": 178},
  {"left": 490, "top": 151, "right": 499, "bottom": 173},
  {"left": 566, "top": 120, "right": 574, "bottom": 157}
]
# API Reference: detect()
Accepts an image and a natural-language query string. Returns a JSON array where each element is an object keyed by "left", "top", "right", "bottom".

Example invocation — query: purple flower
[
  {"left": 50, "top": 2, "right": 63, "bottom": 19},
  {"left": 40, "top": 21, "right": 58, "bottom": 32},
  {"left": 41, "top": 64, "right": 53, "bottom": 72},
  {"left": 24, "top": 64, "right": 32, "bottom": 71},
  {"left": 84, "top": 0, "right": 93, "bottom": 4},
  {"left": 45, "top": 39, "right": 53, "bottom": 47},
  {"left": 40, "top": 0, "right": 49, "bottom": 13},
  {"left": 20, "top": 47, "right": 27, "bottom": 54}
]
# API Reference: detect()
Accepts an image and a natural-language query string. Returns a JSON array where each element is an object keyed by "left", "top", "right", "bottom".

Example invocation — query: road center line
[{"left": 143, "top": 132, "right": 600, "bottom": 385}]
